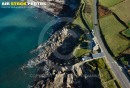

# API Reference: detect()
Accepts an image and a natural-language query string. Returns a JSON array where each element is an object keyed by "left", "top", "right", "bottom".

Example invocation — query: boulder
[
  {"left": 54, "top": 73, "right": 65, "bottom": 88},
  {"left": 73, "top": 66, "right": 82, "bottom": 77},
  {"left": 67, "top": 74, "right": 74, "bottom": 87}
]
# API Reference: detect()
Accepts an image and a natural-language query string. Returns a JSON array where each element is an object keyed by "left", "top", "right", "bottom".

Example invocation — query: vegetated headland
[{"left": 21, "top": 0, "right": 120, "bottom": 88}]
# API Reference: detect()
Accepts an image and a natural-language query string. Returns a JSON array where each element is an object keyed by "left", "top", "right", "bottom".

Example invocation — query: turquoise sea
[{"left": 0, "top": 7, "right": 55, "bottom": 88}]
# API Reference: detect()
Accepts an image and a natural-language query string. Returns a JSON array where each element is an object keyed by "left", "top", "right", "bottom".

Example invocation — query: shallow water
[{"left": 0, "top": 7, "right": 55, "bottom": 88}]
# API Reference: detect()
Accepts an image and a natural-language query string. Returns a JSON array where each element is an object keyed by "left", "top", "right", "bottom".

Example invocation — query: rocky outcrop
[
  {"left": 73, "top": 65, "right": 83, "bottom": 77},
  {"left": 22, "top": 27, "right": 69, "bottom": 69},
  {"left": 32, "top": 64, "right": 84, "bottom": 88},
  {"left": 67, "top": 74, "right": 74, "bottom": 87},
  {"left": 54, "top": 72, "right": 65, "bottom": 88}
]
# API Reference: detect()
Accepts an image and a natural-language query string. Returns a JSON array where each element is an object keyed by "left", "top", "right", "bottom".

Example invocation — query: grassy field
[
  {"left": 104, "top": 80, "right": 117, "bottom": 88},
  {"left": 83, "top": 0, "right": 93, "bottom": 29},
  {"left": 99, "top": 15, "right": 130, "bottom": 56},
  {"left": 73, "top": 3, "right": 86, "bottom": 30},
  {"left": 122, "top": 29, "right": 130, "bottom": 38},
  {"left": 110, "top": 0, "right": 130, "bottom": 27},
  {"left": 99, "top": 69, "right": 112, "bottom": 82},
  {"left": 73, "top": 14, "right": 86, "bottom": 30},
  {"left": 73, "top": 0, "right": 93, "bottom": 30},
  {"left": 99, "top": 0, "right": 124, "bottom": 7},
  {"left": 73, "top": 47, "right": 91, "bottom": 57}
]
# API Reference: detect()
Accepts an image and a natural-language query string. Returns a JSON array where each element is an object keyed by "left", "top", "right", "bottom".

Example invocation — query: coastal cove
[
  {"left": 1, "top": 0, "right": 129, "bottom": 88},
  {"left": 0, "top": 8, "right": 55, "bottom": 88},
  {"left": 0, "top": 0, "right": 79, "bottom": 88},
  {"left": 0, "top": 0, "right": 80, "bottom": 88}
]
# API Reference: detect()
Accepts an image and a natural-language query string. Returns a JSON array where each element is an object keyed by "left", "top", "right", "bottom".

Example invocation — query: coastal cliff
[
  {"left": 27, "top": 0, "right": 65, "bottom": 15},
  {"left": 22, "top": 25, "right": 84, "bottom": 88},
  {"left": 27, "top": 0, "right": 80, "bottom": 16}
]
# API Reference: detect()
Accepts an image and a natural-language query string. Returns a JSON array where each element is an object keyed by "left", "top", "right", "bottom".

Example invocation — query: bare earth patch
[{"left": 98, "top": 5, "right": 111, "bottom": 17}]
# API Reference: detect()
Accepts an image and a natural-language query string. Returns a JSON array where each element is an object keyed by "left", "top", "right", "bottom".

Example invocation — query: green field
[
  {"left": 73, "top": 48, "right": 90, "bottom": 57},
  {"left": 110, "top": 0, "right": 130, "bottom": 27},
  {"left": 104, "top": 80, "right": 117, "bottom": 88},
  {"left": 99, "top": 15, "right": 130, "bottom": 56},
  {"left": 122, "top": 29, "right": 130, "bottom": 38},
  {"left": 83, "top": 0, "right": 93, "bottom": 29},
  {"left": 73, "top": 3, "right": 86, "bottom": 30},
  {"left": 73, "top": 14, "right": 86, "bottom": 29},
  {"left": 99, "top": 69, "right": 112, "bottom": 82},
  {"left": 73, "top": 0, "right": 93, "bottom": 30},
  {"left": 99, "top": 0, "right": 124, "bottom": 7}
]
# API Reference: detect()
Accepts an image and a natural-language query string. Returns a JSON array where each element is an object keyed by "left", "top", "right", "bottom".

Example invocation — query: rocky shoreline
[
  {"left": 21, "top": 0, "right": 84, "bottom": 88},
  {"left": 22, "top": 0, "right": 81, "bottom": 69},
  {"left": 22, "top": 27, "right": 70, "bottom": 68},
  {"left": 24, "top": 26, "right": 85, "bottom": 88}
]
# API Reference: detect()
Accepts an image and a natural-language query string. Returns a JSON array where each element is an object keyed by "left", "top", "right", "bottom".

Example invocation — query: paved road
[{"left": 93, "top": 0, "right": 130, "bottom": 88}]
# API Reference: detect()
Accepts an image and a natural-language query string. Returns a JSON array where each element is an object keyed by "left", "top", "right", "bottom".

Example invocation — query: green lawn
[
  {"left": 99, "top": 69, "right": 112, "bottom": 82},
  {"left": 73, "top": 0, "right": 93, "bottom": 30},
  {"left": 73, "top": 3, "right": 86, "bottom": 30},
  {"left": 73, "top": 15, "right": 86, "bottom": 29},
  {"left": 99, "top": 15, "right": 130, "bottom": 56},
  {"left": 99, "top": 0, "right": 124, "bottom": 7},
  {"left": 83, "top": 0, "right": 93, "bottom": 29},
  {"left": 73, "top": 48, "right": 91, "bottom": 57},
  {"left": 122, "top": 29, "right": 130, "bottom": 38},
  {"left": 104, "top": 80, "right": 117, "bottom": 88}
]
